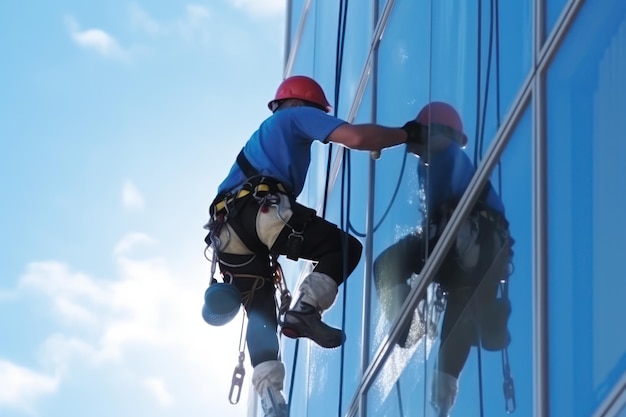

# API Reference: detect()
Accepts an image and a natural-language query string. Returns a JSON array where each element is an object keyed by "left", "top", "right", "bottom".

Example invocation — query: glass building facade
[{"left": 258, "top": 0, "right": 626, "bottom": 416}]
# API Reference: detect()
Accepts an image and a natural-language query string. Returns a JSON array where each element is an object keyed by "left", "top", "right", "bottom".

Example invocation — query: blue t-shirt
[
  {"left": 420, "top": 142, "right": 505, "bottom": 215},
  {"left": 217, "top": 106, "right": 347, "bottom": 197}
]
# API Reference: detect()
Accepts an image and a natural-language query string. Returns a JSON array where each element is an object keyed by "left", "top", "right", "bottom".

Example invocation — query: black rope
[
  {"left": 286, "top": 0, "right": 349, "bottom": 408},
  {"left": 478, "top": 0, "right": 495, "bottom": 163},
  {"left": 334, "top": 1, "right": 350, "bottom": 415},
  {"left": 347, "top": 151, "right": 408, "bottom": 237},
  {"left": 477, "top": 334, "right": 486, "bottom": 416},
  {"left": 338, "top": 148, "right": 350, "bottom": 417},
  {"left": 395, "top": 380, "right": 405, "bottom": 417},
  {"left": 494, "top": 0, "right": 503, "bottom": 198},
  {"left": 475, "top": 2, "right": 488, "bottom": 416},
  {"left": 287, "top": 342, "right": 298, "bottom": 411},
  {"left": 473, "top": 1, "right": 518, "bottom": 415},
  {"left": 473, "top": 0, "right": 483, "bottom": 167},
  {"left": 492, "top": 4, "right": 516, "bottom": 412}
]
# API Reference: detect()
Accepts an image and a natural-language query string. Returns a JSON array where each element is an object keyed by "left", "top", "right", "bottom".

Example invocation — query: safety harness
[
  {"left": 208, "top": 149, "right": 313, "bottom": 261},
  {"left": 204, "top": 149, "right": 307, "bottom": 405},
  {"left": 430, "top": 199, "right": 517, "bottom": 412}
]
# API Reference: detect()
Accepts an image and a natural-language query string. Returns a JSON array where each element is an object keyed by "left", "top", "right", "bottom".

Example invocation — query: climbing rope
[
  {"left": 346, "top": 150, "right": 409, "bottom": 238},
  {"left": 335, "top": 2, "right": 350, "bottom": 415},
  {"left": 285, "top": 0, "right": 352, "bottom": 414}
]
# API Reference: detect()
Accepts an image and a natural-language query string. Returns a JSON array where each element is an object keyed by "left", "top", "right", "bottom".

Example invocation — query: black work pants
[{"left": 215, "top": 195, "right": 362, "bottom": 366}]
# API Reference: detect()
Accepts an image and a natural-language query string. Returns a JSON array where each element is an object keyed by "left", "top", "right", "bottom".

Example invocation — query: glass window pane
[
  {"left": 546, "top": 1, "right": 626, "bottom": 416},
  {"left": 422, "top": 108, "right": 532, "bottom": 417},
  {"left": 290, "top": 1, "right": 339, "bottom": 87},
  {"left": 336, "top": 1, "right": 374, "bottom": 117},
  {"left": 430, "top": 0, "right": 532, "bottom": 162},
  {"left": 288, "top": 0, "right": 307, "bottom": 43},
  {"left": 370, "top": 92, "right": 532, "bottom": 417},
  {"left": 366, "top": 342, "right": 431, "bottom": 416},
  {"left": 546, "top": 0, "right": 569, "bottom": 42},
  {"left": 370, "top": 0, "right": 431, "bottom": 361}
]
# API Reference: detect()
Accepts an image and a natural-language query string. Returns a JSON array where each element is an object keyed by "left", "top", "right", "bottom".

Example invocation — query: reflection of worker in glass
[{"left": 373, "top": 102, "right": 514, "bottom": 417}]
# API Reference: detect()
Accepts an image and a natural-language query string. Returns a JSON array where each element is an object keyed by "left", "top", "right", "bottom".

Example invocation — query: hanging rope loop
[
  {"left": 228, "top": 312, "right": 248, "bottom": 405},
  {"left": 228, "top": 351, "right": 246, "bottom": 405}
]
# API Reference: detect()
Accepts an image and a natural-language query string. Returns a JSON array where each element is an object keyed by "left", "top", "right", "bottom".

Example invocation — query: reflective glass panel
[
  {"left": 423, "top": 108, "right": 533, "bottom": 417},
  {"left": 288, "top": 0, "right": 307, "bottom": 43},
  {"left": 370, "top": 0, "right": 431, "bottom": 361},
  {"left": 546, "top": 0, "right": 569, "bottom": 43},
  {"left": 366, "top": 101, "right": 533, "bottom": 415},
  {"left": 335, "top": 0, "right": 374, "bottom": 118},
  {"left": 366, "top": 342, "right": 432, "bottom": 416},
  {"left": 546, "top": 1, "right": 626, "bottom": 416},
  {"left": 429, "top": 0, "right": 532, "bottom": 161}
]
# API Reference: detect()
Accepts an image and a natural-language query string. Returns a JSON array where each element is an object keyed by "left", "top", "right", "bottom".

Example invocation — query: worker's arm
[
  {"left": 327, "top": 123, "right": 408, "bottom": 151},
  {"left": 327, "top": 120, "right": 432, "bottom": 155}
]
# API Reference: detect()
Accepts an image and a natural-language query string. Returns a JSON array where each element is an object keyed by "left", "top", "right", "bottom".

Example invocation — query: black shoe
[{"left": 281, "top": 302, "right": 345, "bottom": 348}]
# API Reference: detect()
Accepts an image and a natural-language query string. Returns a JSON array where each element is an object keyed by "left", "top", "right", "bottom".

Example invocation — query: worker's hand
[
  {"left": 402, "top": 120, "right": 428, "bottom": 156},
  {"left": 402, "top": 120, "right": 428, "bottom": 145}
]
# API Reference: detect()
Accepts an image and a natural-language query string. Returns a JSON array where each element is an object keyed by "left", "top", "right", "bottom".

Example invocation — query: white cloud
[
  {"left": 0, "top": 289, "right": 17, "bottom": 301},
  {"left": 126, "top": 4, "right": 211, "bottom": 43},
  {"left": 0, "top": 360, "right": 59, "bottom": 412},
  {"left": 113, "top": 232, "right": 156, "bottom": 256},
  {"left": 229, "top": 0, "right": 285, "bottom": 18},
  {"left": 4, "top": 231, "right": 252, "bottom": 416},
  {"left": 65, "top": 15, "right": 128, "bottom": 59},
  {"left": 129, "top": 3, "right": 161, "bottom": 35},
  {"left": 143, "top": 377, "right": 173, "bottom": 406},
  {"left": 38, "top": 334, "right": 102, "bottom": 375},
  {"left": 65, "top": 3, "right": 282, "bottom": 63},
  {"left": 122, "top": 180, "right": 145, "bottom": 211},
  {"left": 186, "top": 4, "right": 210, "bottom": 22},
  {"left": 176, "top": 4, "right": 211, "bottom": 44},
  {"left": 19, "top": 261, "right": 108, "bottom": 327}
]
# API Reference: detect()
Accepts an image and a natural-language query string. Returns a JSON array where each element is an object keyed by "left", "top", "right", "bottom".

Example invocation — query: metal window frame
[
  {"left": 594, "top": 371, "right": 626, "bottom": 417},
  {"left": 284, "top": 0, "right": 313, "bottom": 79},
  {"left": 533, "top": 0, "right": 586, "bottom": 416},
  {"left": 540, "top": 1, "right": 626, "bottom": 416}
]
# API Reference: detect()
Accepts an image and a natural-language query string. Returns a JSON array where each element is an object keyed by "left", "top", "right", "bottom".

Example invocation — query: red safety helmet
[
  {"left": 416, "top": 102, "right": 468, "bottom": 147},
  {"left": 268, "top": 75, "right": 332, "bottom": 113}
]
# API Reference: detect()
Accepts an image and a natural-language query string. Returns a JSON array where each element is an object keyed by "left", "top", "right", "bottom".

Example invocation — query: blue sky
[{"left": 0, "top": 1, "right": 285, "bottom": 416}]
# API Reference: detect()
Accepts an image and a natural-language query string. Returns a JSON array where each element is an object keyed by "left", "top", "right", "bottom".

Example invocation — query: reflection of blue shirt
[
  {"left": 419, "top": 142, "right": 505, "bottom": 214},
  {"left": 217, "top": 107, "right": 346, "bottom": 197}
]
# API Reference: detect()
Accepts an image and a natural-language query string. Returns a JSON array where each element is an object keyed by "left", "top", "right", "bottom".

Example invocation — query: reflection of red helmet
[
  {"left": 268, "top": 75, "right": 331, "bottom": 113},
  {"left": 416, "top": 102, "right": 467, "bottom": 147}
]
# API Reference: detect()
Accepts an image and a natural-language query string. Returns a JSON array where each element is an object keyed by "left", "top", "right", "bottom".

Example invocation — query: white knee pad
[
  {"left": 257, "top": 193, "right": 293, "bottom": 249},
  {"left": 252, "top": 360, "right": 285, "bottom": 395},
  {"left": 431, "top": 370, "right": 459, "bottom": 416},
  {"left": 298, "top": 272, "right": 338, "bottom": 311}
]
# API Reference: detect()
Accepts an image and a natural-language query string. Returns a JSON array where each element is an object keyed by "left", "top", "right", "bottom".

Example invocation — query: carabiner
[
  {"left": 503, "top": 376, "right": 516, "bottom": 413},
  {"left": 228, "top": 352, "right": 246, "bottom": 405}
]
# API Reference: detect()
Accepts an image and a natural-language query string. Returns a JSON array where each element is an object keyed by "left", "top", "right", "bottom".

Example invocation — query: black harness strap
[
  {"left": 235, "top": 149, "right": 306, "bottom": 260},
  {"left": 237, "top": 149, "right": 259, "bottom": 178}
]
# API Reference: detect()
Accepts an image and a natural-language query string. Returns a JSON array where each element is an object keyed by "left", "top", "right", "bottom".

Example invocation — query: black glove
[{"left": 401, "top": 120, "right": 428, "bottom": 146}]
